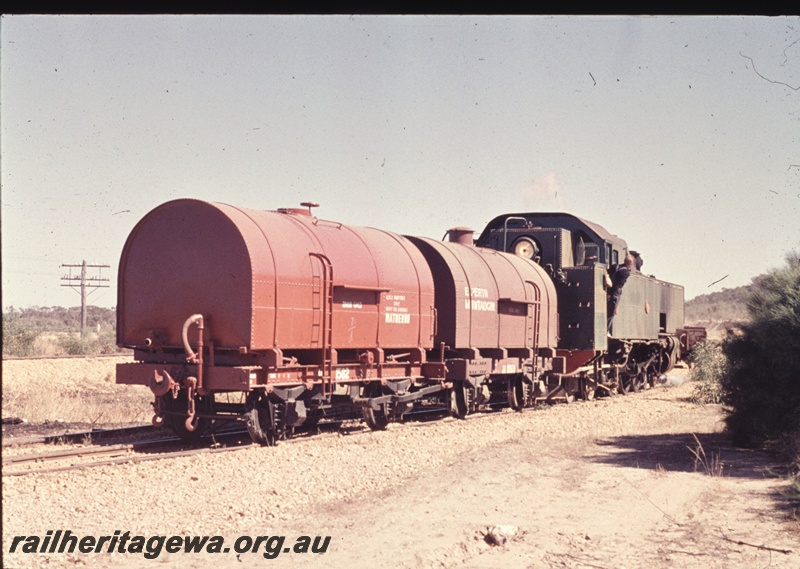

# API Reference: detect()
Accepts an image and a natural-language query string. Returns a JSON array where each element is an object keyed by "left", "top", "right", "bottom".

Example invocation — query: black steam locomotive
[{"left": 476, "top": 212, "right": 701, "bottom": 399}]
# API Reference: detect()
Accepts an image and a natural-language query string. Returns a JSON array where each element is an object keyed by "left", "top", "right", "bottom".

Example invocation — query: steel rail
[
  {"left": 2, "top": 353, "right": 132, "bottom": 361},
  {"left": 2, "top": 424, "right": 155, "bottom": 448}
]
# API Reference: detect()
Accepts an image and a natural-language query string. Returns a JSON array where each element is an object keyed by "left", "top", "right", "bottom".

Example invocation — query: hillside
[{"left": 685, "top": 283, "right": 751, "bottom": 335}]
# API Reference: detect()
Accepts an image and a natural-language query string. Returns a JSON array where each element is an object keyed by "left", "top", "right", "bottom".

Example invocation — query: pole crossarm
[{"left": 59, "top": 261, "right": 111, "bottom": 338}]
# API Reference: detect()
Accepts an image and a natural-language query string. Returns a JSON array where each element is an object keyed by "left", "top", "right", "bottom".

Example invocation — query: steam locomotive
[{"left": 116, "top": 200, "right": 696, "bottom": 445}]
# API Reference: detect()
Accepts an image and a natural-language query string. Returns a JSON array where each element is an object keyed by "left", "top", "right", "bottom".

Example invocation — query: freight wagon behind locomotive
[
  {"left": 476, "top": 212, "right": 689, "bottom": 395},
  {"left": 116, "top": 199, "right": 559, "bottom": 444}
]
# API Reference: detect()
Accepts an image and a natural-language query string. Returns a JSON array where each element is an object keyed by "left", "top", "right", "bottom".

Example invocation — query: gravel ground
[{"left": 3, "top": 366, "right": 798, "bottom": 568}]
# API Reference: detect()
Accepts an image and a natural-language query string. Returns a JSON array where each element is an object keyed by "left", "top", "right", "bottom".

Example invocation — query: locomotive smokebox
[{"left": 446, "top": 227, "right": 475, "bottom": 246}]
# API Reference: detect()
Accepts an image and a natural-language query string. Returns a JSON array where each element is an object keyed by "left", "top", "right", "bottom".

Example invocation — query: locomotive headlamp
[{"left": 512, "top": 237, "right": 538, "bottom": 260}]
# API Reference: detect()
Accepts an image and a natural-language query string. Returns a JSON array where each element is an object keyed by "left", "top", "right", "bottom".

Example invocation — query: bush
[
  {"left": 720, "top": 252, "right": 800, "bottom": 449},
  {"left": 3, "top": 306, "right": 122, "bottom": 357},
  {"left": 58, "top": 334, "right": 97, "bottom": 356},
  {"left": 2, "top": 313, "right": 40, "bottom": 357},
  {"left": 689, "top": 339, "right": 726, "bottom": 404}
]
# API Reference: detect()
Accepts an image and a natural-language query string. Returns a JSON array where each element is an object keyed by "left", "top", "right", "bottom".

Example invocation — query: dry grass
[
  {"left": 687, "top": 433, "right": 724, "bottom": 477},
  {"left": 2, "top": 356, "right": 152, "bottom": 424}
]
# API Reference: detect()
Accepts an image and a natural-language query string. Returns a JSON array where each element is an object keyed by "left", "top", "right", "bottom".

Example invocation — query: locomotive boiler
[{"left": 116, "top": 199, "right": 559, "bottom": 444}]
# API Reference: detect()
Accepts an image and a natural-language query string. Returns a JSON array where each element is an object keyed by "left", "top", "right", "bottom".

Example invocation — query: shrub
[
  {"left": 58, "top": 334, "right": 98, "bottom": 356},
  {"left": 2, "top": 313, "right": 40, "bottom": 357},
  {"left": 720, "top": 252, "right": 800, "bottom": 449},
  {"left": 689, "top": 339, "right": 726, "bottom": 404},
  {"left": 3, "top": 306, "right": 122, "bottom": 357}
]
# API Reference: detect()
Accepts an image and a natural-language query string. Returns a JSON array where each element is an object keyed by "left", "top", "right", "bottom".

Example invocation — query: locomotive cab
[
  {"left": 476, "top": 212, "right": 684, "bottom": 373},
  {"left": 477, "top": 212, "right": 628, "bottom": 273}
]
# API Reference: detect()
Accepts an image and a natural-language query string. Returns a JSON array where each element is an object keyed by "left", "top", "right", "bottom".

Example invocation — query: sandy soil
[{"left": 2, "top": 361, "right": 798, "bottom": 569}]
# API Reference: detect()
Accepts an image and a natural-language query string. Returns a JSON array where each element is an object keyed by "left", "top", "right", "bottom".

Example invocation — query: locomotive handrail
[
  {"left": 312, "top": 219, "right": 343, "bottom": 229},
  {"left": 502, "top": 216, "right": 529, "bottom": 253}
]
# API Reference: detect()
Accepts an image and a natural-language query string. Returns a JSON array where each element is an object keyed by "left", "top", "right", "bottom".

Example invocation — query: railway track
[
  {"left": 1, "top": 429, "right": 256, "bottom": 477},
  {"left": 1, "top": 424, "right": 156, "bottom": 448},
  {"left": 1, "top": 391, "right": 617, "bottom": 478},
  {"left": 0, "top": 404, "right": 481, "bottom": 477}
]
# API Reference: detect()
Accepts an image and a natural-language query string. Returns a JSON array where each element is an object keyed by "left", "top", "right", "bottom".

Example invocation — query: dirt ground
[
  {"left": 2, "top": 360, "right": 798, "bottom": 569},
  {"left": 276, "top": 376, "right": 800, "bottom": 569}
]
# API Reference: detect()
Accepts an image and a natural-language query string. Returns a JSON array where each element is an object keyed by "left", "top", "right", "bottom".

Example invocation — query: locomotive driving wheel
[
  {"left": 618, "top": 373, "right": 632, "bottom": 395},
  {"left": 245, "top": 391, "right": 278, "bottom": 446}
]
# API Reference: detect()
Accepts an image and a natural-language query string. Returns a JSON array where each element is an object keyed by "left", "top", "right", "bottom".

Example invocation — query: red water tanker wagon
[{"left": 406, "top": 235, "right": 558, "bottom": 392}]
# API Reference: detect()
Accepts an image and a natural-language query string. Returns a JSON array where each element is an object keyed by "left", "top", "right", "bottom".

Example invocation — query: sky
[{"left": 1, "top": 15, "right": 798, "bottom": 310}]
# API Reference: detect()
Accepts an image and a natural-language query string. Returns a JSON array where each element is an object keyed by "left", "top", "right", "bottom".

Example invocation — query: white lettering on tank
[
  {"left": 464, "top": 286, "right": 489, "bottom": 298},
  {"left": 465, "top": 299, "right": 496, "bottom": 312},
  {"left": 463, "top": 286, "right": 495, "bottom": 312},
  {"left": 385, "top": 313, "right": 411, "bottom": 324}
]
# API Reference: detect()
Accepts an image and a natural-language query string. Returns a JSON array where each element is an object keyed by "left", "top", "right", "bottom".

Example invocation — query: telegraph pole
[{"left": 61, "top": 261, "right": 110, "bottom": 337}]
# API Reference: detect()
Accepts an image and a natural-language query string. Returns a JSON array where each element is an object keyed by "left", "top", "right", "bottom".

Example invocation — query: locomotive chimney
[{"left": 447, "top": 227, "right": 475, "bottom": 246}]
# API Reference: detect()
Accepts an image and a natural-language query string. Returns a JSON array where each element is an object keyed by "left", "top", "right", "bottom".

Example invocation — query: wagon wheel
[
  {"left": 304, "top": 408, "right": 323, "bottom": 434},
  {"left": 363, "top": 404, "right": 390, "bottom": 430},
  {"left": 362, "top": 384, "right": 390, "bottom": 431},
  {"left": 245, "top": 391, "right": 278, "bottom": 446},
  {"left": 451, "top": 381, "right": 473, "bottom": 419},
  {"left": 160, "top": 392, "right": 214, "bottom": 443},
  {"left": 507, "top": 375, "right": 529, "bottom": 411},
  {"left": 563, "top": 390, "right": 576, "bottom": 404}
]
